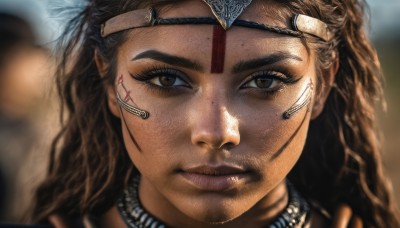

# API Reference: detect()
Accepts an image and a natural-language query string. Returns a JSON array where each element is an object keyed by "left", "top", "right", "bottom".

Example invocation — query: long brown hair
[{"left": 32, "top": 0, "right": 400, "bottom": 227}]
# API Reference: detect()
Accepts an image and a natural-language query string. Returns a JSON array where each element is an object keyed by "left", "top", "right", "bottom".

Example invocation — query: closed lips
[{"left": 181, "top": 165, "right": 248, "bottom": 175}]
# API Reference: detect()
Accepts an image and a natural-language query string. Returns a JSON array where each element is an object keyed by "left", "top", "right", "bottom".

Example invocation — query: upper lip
[{"left": 182, "top": 165, "right": 247, "bottom": 176}]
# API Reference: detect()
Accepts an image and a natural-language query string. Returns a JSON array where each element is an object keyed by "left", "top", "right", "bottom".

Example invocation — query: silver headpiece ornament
[{"left": 202, "top": 0, "right": 252, "bottom": 30}]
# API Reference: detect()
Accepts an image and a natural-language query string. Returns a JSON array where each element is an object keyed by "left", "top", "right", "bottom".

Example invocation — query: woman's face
[{"left": 109, "top": 0, "right": 322, "bottom": 226}]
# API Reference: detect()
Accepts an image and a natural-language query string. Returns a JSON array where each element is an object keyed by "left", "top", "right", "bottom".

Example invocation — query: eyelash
[
  {"left": 130, "top": 66, "right": 300, "bottom": 96},
  {"left": 241, "top": 70, "right": 300, "bottom": 96},
  {"left": 130, "top": 66, "right": 191, "bottom": 95}
]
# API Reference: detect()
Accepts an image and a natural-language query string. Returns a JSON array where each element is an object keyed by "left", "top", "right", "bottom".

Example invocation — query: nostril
[
  {"left": 196, "top": 141, "right": 207, "bottom": 148},
  {"left": 223, "top": 142, "right": 236, "bottom": 150},
  {"left": 196, "top": 140, "right": 237, "bottom": 150}
]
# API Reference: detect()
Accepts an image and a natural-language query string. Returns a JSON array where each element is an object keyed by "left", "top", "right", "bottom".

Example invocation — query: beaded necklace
[{"left": 117, "top": 176, "right": 310, "bottom": 228}]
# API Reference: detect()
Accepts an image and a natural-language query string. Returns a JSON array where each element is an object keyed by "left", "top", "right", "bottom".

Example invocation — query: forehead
[{"left": 118, "top": 0, "right": 310, "bottom": 68}]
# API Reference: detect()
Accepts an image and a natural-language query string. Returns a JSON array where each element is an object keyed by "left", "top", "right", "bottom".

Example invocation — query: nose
[{"left": 190, "top": 97, "right": 240, "bottom": 150}]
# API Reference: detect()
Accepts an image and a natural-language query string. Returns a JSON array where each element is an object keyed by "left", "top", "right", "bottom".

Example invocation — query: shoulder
[{"left": 308, "top": 203, "right": 363, "bottom": 228}]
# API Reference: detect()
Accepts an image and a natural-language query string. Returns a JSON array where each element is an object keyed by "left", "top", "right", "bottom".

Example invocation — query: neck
[{"left": 139, "top": 178, "right": 289, "bottom": 228}]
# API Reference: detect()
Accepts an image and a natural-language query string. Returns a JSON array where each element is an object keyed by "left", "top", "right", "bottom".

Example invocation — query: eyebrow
[
  {"left": 232, "top": 52, "right": 303, "bottom": 74},
  {"left": 132, "top": 50, "right": 204, "bottom": 72}
]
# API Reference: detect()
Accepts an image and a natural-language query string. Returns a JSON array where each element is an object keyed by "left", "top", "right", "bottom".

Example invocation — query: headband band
[{"left": 101, "top": 8, "right": 331, "bottom": 41}]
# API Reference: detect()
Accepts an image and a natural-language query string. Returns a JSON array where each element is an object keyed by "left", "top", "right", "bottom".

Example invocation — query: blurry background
[
  {"left": 0, "top": 0, "right": 58, "bottom": 223},
  {"left": 0, "top": 0, "right": 399, "bottom": 223},
  {"left": 368, "top": 0, "right": 400, "bottom": 214}
]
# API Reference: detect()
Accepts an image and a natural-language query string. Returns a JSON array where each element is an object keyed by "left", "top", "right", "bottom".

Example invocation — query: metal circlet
[{"left": 101, "top": 7, "right": 331, "bottom": 41}]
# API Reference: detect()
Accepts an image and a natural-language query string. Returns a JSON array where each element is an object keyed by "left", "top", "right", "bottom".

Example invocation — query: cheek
[
  {"left": 120, "top": 107, "right": 187, "bottom": 173},
  {"left": 239, "top": 79, "right": 314, "bottom": 165},
  {"left": 240, "top": 103, "right": 310, "bottom": 177}
]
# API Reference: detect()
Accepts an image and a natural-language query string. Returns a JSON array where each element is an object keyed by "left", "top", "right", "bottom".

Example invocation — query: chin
[
  {"left": 181, "top": 199, "right": 245, "bottom": 225},
  {"left": 194, "top": 212, "right": 238, "bottom": 225}
]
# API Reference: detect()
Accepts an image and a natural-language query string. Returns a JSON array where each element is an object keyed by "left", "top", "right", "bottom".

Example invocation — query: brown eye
[
  {"left": 131, "top": 68, "right": 191, "bottom": 92},
  {"left": 159, "top": 75, "right": 177, "bottom": 87},
  {"left": 243, "top": 76, "right": 279, "bottom": 89},
  {"left": 255, "top": 78, "right": 273, "bottom": 88},
  {"left": 148, "top": 70, "right": 189, "bottom": 88},
  {"left": 242, "top": 70, "right": 291, "bottom": 90}
]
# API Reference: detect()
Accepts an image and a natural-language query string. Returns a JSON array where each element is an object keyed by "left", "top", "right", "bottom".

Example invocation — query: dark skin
[
  {"left": 95, "top": 205, "right": 363, "bottom": 228},
  {"left": 48, "top": 205, "right": 362, "bottom": 228},
  {"left": 42, "top": 1, "right": 362, "bottom": 227},
  {"left": 88, "top": 1, "right": 364, "bottom": 227}
]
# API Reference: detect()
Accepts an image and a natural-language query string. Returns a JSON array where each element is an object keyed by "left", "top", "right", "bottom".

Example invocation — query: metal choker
[{"left": 117, "top": 175, "right": 311, "bottom": 228}]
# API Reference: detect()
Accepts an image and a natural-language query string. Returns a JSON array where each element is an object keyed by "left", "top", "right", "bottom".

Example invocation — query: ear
[
  {"left": 94, "top": 49, "right": 121, "bottom": 118},
  {"left": 310, "top": 58, "right": 339, "bottom": 120}
]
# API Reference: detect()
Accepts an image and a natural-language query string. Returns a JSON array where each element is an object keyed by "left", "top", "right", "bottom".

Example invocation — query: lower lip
[{"left": 180, "top": 172, "right": 249, "bottom": 191}]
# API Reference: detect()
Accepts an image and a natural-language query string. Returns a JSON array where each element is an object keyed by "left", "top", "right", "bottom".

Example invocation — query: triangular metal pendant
[{"left": 202, "top": 0, "right": 253, "bottom": 29}]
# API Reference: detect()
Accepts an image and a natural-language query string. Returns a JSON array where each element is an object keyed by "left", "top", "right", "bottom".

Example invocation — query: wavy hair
[{"left": 32, "top": 0, "right": 400, "bottom": 227}]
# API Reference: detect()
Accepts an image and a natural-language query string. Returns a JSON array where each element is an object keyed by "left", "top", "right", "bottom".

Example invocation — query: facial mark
[
  {"left": 272, "top": 104, "right": 309, "bottom": 160},
  {"left": 117, "top": 75, "right": 133, "bottom": 103},
  {"left": 211, "top": 24, "right": 227, "bottom": 73},
  {"left": 282, "top": 79, "right": 313, "bottom": 119},
  {"left": 115, "top": 75, "right": 148, "bottom": 152},
  {"left": 268, "top": 80, "right": 314, "bottom": 159},
  {"left": 116, "top": 74, "right": 150, "bottom": 119}
]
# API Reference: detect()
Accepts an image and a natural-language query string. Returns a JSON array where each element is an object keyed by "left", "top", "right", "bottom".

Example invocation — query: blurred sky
[{"left": 1, "top": 0, "right": 400, "bottom": 46}]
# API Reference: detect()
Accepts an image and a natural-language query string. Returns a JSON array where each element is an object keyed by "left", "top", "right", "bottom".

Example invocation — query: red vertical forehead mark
[{"left": 211, "top": 25, "right": 227, "bottom": 73}]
